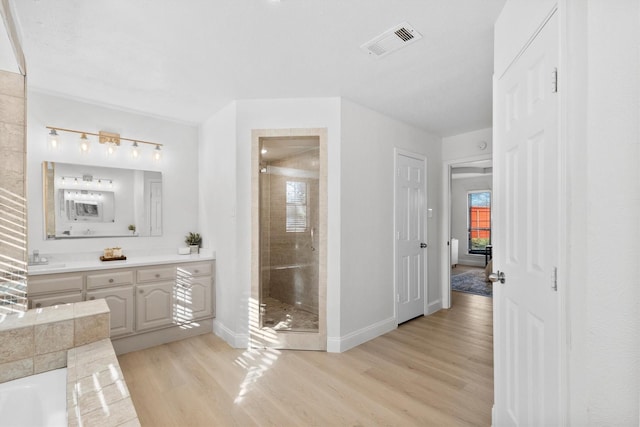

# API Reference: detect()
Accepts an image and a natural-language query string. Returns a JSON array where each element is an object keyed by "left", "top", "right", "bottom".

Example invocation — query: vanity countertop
[{"left": 28, "top": 251, "right": 216, "bottom": 276}]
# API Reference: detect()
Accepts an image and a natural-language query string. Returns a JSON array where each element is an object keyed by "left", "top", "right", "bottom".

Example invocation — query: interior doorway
[
  {"left": 250, "top": 128, "right": 327, "bottom": 351},
  {"left": 394, "top": 150, "right": 428, "bottom": 324},
  {"left": 442, "top": 155, "right": 492, "bottom": 308}
]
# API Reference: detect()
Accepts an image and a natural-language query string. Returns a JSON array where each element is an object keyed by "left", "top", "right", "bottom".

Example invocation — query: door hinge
[
  {"left": 552, "top": 266, "right": 558, "bottom": 291},
  {"left": 396, "top": 293, "right": 400, "bottom": 303},
  {"left": 551, "top": 67, "right": 558, "bottom": 93}
]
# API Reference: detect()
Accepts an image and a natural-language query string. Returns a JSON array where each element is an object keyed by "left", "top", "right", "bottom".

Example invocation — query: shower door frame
[{"left": 250, "top": 128, "right": 327, "bottom": 351}]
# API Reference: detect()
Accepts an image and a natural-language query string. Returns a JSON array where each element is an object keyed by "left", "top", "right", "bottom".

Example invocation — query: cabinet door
[
  {"left": 30, "top": 292, "right": 83, "bottom": 309},
  {"left": 135, "top": 282, "right": 174, "bottom": 331},
  {"left": 175, "top": 277, "right": 213, "bottom": 322},
  {"left": 87, "top": 287, "right": 134, "bottom": 337}
]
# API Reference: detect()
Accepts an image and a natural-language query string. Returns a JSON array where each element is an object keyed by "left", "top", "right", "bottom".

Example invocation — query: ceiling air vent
[{"left": 360, "top": 22, "right": 422, "bottom": 58}]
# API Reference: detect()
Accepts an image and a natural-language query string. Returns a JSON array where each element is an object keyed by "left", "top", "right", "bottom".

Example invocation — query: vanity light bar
[
  {"left": 60, "top": 175, "right": 114, "bottom": 188},
  {"left": 46, "top": 126, "right": 163, "bottom": 150}
]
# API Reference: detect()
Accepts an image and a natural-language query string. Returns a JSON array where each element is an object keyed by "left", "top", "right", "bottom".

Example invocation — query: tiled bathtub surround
[
  {"left": 0, "top": 299, "right": 139, "bottom": 425},
  {"left": 0, "top": 299, "right": 109, "bottom": 383},
  {"left": 0, "top": 69, "right": 28, "bottom": 314},
  {"left": 67, "top": 339, "right": 139, "bottom": 426}
]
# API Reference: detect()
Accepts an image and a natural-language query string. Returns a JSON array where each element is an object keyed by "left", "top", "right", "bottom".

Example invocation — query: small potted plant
[
  {"left": 128, "top": 224, "right": 136, "bottom": 235},
  {"left": 185, "top": 232, "right": 202, "bottom": 254}
]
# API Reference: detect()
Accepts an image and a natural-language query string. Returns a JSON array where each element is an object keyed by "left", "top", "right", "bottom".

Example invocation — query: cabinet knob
[
  {"left": 139, "top": 289, "right": 144, "bottom": 294},
  {"left": 155, "top": 274, "right": 160, "bottom": 278},
  {"left": 89, "top": 296, "right": 95, "bottom": 300},
  {"left": 194, "top": 270, "right": 199, "bottom": 274},
  {"left": 108, "top": 278, "right": 114, "bottom": 283},
  {"left": 35, "top": 303, "right": 41, "bottom": 308}
]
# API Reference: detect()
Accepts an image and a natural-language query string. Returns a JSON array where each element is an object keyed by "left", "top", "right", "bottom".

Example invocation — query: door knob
[
  {"left": 420, "top": 243, "right": 427, "bottom": 248},
  {"left": 488, "top": 271, "right": 506, "bottom": 284}
]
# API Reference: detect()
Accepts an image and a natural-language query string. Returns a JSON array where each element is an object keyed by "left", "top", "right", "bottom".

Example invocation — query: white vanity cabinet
[
  {"left": 28, "top": 272, "right": 84, "bottom": 309},
  {"left": 135, "top": 262, "right": 214, "bottom": 329},
  {"left": 30, "top": 292, "right": 84, "bottom": 308},
  {"left": 87, "top": 286, "right": 135, "bottom": 337},
  {"left": 135, "top": 281, "right": 175, "bottom": 331},
  {"left": 27, "top": 259, "right": 215, "bottom": 353},
  {"left": 85, "top": 269, "right": 136, "bottom": 337}
]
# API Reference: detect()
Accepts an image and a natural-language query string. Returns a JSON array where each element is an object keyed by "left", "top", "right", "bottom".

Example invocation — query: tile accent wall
[
  {"left": 260, "top": 150, "right": 320, "bottom": 315},
  {"left": 0, "top": 299, "right": 110, "bottom": 383},
  {"left": 0, "top": 69, "right": 27, "bottom": 314}
]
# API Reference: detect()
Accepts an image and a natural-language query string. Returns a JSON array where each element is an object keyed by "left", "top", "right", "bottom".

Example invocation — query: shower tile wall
[
  {"left": 261, "top": 150, "right": 319, "bottom": 316},
  {"left": 0, "top": 70, "right": 27, "bottom": 313}
]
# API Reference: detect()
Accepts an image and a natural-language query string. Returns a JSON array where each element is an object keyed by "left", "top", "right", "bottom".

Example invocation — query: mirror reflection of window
[{"left": 42, "top": 161, "right": 162, "bottom": 239}]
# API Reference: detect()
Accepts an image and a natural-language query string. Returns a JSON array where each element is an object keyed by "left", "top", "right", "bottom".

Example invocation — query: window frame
[
  {"left": 467, "top": 190, "right": 492, "bottom": 255},
  {"left": 285, "top": 180, "right": 308, "bottom": 233}
]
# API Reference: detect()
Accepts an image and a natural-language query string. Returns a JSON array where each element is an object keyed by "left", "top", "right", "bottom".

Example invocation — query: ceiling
[{"left": 12, "top": 0, "right": 505, "bottom": 137}]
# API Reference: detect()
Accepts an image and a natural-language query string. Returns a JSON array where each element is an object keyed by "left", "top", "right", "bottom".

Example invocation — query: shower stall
[{"left": 258, "top": 136, "right": 320, "bottom": 333}]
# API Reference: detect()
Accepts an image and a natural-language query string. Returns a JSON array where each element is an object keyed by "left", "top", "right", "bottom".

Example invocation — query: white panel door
[
  {"left": 493, "top": 12, "right": 560, "bottom": 425},
  {"left": 396, "top": 152, "right": 426, "bottom": 324}
]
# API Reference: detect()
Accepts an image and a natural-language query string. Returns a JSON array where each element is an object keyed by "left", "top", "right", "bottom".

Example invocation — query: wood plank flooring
[{"left": 118, "top": 292, "right": 493, "bottom": 426}]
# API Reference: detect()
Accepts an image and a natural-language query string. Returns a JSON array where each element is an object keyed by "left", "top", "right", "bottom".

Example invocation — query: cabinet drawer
[
  {"left": 178, "top": 262, "right": 212, "bottom": 277},
  {"left": 86, "top": 270, "right": 133, "bottom": 289},
  {"left": 28, "top": 273, "right": 83, "bottom": 295},
  {"left": 137, "top": 267, "right": 176, "bottom": 283},
  {"left": 30, "top": 292, "right": 83, "bottom": 309}
]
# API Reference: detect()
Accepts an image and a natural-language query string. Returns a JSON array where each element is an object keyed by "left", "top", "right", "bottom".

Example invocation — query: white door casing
[
  {"left": 493, "top": 10, "right": 561, "bottom": 425},
  {"left": 395, "top": 151, "right": 427, "bottom": 324},
  {"left": 149, "top": 180, "right": 162, "bottom": 236}
]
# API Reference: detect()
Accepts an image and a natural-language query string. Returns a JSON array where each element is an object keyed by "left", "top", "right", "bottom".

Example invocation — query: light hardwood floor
[{"left": 118, "top": 292, "right": 493, "bottom": 426}]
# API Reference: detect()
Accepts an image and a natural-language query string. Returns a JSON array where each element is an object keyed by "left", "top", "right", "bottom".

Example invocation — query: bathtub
[{"left": 0, "top": 368, "right": 67, "bottom": 427}]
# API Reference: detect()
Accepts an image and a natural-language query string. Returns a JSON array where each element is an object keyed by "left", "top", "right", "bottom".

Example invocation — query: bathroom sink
[{"left": 28, "top": 263, "right": 66, "bottom": 272}]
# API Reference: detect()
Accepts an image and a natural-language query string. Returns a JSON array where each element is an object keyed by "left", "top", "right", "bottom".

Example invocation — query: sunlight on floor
[{"left": 234, "top": 297, "right": 282, "bottom": 404}]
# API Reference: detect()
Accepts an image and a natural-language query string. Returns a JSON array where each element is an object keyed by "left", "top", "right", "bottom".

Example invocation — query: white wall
[
  {"left": 198, "top": 102, "right": 240, "bottom": 344},
  {"left": 199, "top": 98, "right": 342, "bottom": 348},
  {"left": 339, "top": 99, "right": 442, "bottom": 347},
  {"left": 564, "top": 0, "right": 640, "bottom": 423},
  {"left": 26, "top": 91, "right": 200, "bottom": 255},
  {"left": 199, "top": 96, "right": 442, "bottom": 352},
  {"left": 450, "top": 174, "right": 493, "bottom": 267},
  {"left": 442, "top": 127, "right": 493, "bottom": 161}
]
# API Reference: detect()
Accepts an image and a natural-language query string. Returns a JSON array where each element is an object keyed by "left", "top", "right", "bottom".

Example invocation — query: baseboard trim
[
  {"left": 427, "top": 299, "right": 442, "bottom": 315},
  {"left": 112, "top": 321, "right": 213, "bottom": 355},
  {"left": 330, "top": 316, "right": 397, "bottom": 353},
  {"left": 213, "top": 319, "right": 249, "bottom": 348}
]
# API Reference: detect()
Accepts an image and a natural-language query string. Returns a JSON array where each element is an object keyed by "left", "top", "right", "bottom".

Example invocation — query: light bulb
[
  {"left": 261, "top": 148, "right": 267, "bottom": 154},
  {"left": 107, "top": 142, "right": 116, "bottom": 156},
  {"left": 48, "top": 129, "right": 59, "bottom": 149},
  {"left": 79, "top": 133, "right": 90, "bottom": 152},
  {"left": 131, "top": 142, "right": 139, "bottom": 158},
  {"left": 153, "top": 145, "right": 162, "bottom": 161}
]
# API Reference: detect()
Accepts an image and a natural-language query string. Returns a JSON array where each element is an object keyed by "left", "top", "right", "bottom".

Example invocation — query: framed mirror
[{"left": 42, "top": 161, "right": 162, "bottom": 239}]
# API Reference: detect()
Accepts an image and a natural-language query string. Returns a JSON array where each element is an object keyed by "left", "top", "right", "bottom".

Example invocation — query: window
[
  {"left": 468, "top": 191, "right": 491, "bottom": 254},
  {"left": 286, "top": 181, "right": 307, "bottom": 232}
]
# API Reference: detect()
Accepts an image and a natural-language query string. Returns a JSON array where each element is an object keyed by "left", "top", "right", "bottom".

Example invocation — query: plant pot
[{"left": 189, "top": 245, "right": 199, "bottom": 254}]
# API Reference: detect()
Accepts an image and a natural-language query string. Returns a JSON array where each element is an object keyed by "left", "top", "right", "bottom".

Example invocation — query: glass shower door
[{"left": 253, "top": 132, "right": 325, "bottom": 350}]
